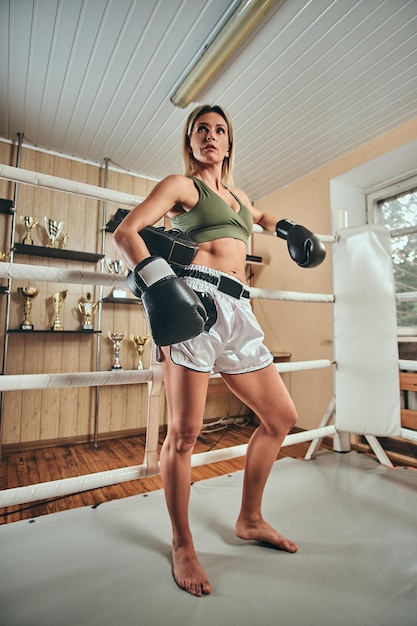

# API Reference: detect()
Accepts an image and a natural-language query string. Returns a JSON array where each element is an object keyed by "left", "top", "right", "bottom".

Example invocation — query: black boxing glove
[
  {"left": 276, "top": 219, "right": 326, "bottom": 268},
  {"left": 127, "top": 256, "right": 207, "bottom": 346}
]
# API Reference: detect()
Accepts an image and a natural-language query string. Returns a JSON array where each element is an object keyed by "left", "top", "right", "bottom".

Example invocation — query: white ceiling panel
[{"left": 1, "top": 0, "right": 416, "bottom": 201}]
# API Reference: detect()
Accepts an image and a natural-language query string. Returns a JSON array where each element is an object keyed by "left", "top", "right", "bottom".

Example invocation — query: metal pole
[
  {"left": 0, "top": 132, "right": 23, "bottom": 458},
  {"left": 93, "top": 157, "right": 110, "bottom": 447}
]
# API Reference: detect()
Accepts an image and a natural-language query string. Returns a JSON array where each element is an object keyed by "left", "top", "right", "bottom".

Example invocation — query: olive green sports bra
[{"left": 170, "top": 176, "right": 253, "bottom": 245}]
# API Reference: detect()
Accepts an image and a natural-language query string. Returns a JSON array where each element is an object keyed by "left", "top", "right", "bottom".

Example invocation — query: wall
[
  {"left": 252, "top": 117, "right": 417, "bottom": 430},
  {"left": 0, "top": 142, "right": 243, "bottom": 449}
]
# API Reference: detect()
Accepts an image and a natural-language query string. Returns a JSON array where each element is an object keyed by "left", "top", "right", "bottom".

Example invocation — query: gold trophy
[
  {"left": 60, "top": 233, "right": 70, "bottom": 249},
  {"left": 108, "top": 331, "right": 126, "bottom": 370},
  {"left": 21, "top": 216, "right": 38, "bottom": 245},
  {"left": 51, "top": 289, "right": 68, "bottom": 331},
  {"left": 130, "top": 334, "right": 151, "bottom": 370},
  {"left": 0, "top": 251, "right": 10, "bottom": 261},
  {"left": 17, "top": 286, "right": 39, "bottom": 330},
  {"left": 44, "top": 217, "right": 64, "bottom": 247},
  {"left": 105, "top": 258, "right": 127, "bottom": 298},
  {"left": 78, "top": 292, "right": 98, "bottom": 330}
]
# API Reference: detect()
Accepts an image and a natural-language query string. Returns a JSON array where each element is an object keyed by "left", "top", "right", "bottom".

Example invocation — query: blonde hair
[{"left": 182, "top": 105, "right": 235, "bottom": 187}]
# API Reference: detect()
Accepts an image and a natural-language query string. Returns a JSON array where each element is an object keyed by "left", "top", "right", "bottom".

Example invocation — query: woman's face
[{"left": 188, "top": 111, "right": 230, "bottom": 166}]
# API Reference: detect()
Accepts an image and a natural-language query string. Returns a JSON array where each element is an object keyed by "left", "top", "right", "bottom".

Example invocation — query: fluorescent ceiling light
[{"left": 171, "top": 0, "right": 280, "bottom": 108}]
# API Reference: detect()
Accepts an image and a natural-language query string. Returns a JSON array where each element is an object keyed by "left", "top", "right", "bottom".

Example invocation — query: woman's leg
[
  {"left": 222, "top": 363, "right": 298, "bottom": 552},
  {"left": 159, "top": 347, "right": 212, "bottom": 596}
]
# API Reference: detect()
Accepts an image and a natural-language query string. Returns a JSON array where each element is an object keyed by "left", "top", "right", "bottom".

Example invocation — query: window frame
[{"left": 366, "top": 174, "right": 417, "bottom": 337}]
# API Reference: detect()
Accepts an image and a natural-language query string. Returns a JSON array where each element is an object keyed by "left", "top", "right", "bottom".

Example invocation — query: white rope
[
  {"left": 0, "top": 262, "right": 127, "bottom": 287},
  {"left": 0, "top": 425, "right": 337, "bottom": 508},
  {"left": 0, "top": 164, "right": 144, "bottom": 206},
  {"left": 399, "top": 359, "right": 417, "bottom": 371},
  {"left": 0, "top": 263, "right": 335, "bottom": 303},
  {"left": 0, "top": 360, "right": 333, "bottom": 392},
  {"left": 401, "top": 428, "right": 417, "bottom": 443},
  {"left": 275, "top": 359, "right": 334, "bottom": 373},
  {"left": 249, "top": 286, "right": 334, "bottom": 302},
  {"left": 252, "top": 223, "right": 335, "bottom": 243},
  {"left": 0, "top": 464, "right": 151, "bottom": 508},
  {"left": 0, "top": 369, "right": 152, "bottom": 392},
  {"left": 0, "top": 165, "right": 336, "bottom": 244}
]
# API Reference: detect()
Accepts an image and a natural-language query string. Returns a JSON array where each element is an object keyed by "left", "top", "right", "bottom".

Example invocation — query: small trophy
[
  {"left": 0, "top": 251, "right": 10, "bottom": 261},
  {"left": 78, "top": 292, "right": 98, "bottom": 330},
  {"left": 51, "top": 289, "right": 68, "bottom": 331},
  {"left": 44, "top": 217, "right": 64, "bottom": 247},
  {"left": 21, "top": 216, "right": 38, "bottom": 245},
  {"left": 60, "top": 233, "right": 69, "bottom": 249},
  {"left": 105, "top": 258, "right": 127, "bottom": 298},
  {"left": 17, "top": 286, "right": 39, "bottom": 330},
  {"left": 130, "top": 334, "right": 151, "bottom": 370},
  {"left": 108, "top": 331, "right": 126, "bottom": 370}
]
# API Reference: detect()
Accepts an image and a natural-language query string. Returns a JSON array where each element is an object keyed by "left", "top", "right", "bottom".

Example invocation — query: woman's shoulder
[
  {"left": 154, "top": 174, "right": 195, "bottom": 200},
  {"left": 160, "top": 173, "right": 192, "bottom": 188},
  {"left": 159, "top": 174, "right": 199, "bottom": 213}
]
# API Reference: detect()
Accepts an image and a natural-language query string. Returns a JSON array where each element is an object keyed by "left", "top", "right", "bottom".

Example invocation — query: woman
[{"left": 113, "top": 105, "right": 324, "bottom": 596}]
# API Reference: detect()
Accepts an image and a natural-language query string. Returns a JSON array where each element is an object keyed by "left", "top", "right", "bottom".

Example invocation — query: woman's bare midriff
[{"left": 192, "top": 238, "right": 248, "bottom": 283}]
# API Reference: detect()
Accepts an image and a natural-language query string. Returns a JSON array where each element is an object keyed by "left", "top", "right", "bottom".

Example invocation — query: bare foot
[
  {"left": 235, "top": 518, "right": 298, "bottom": 553},
  {"left": 172, "top": 546, "right": 212, "bottom": 597}
]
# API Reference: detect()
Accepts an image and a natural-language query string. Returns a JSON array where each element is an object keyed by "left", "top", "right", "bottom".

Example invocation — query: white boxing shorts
[{"left": 170, "top": 265, "right": 273, "bottom": 374}]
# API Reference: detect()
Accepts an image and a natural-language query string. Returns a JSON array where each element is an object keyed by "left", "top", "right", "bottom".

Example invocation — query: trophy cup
[
  {"left": 0, "top": 251, "right": 10, "bottom": 261},
  {"left": 108, "top": 331, "right": 126, "bottom": 370},
  {"left": 17, "top": 286, "right": 39, "bottom": 330},
  {"left": 130, "top": 334, "right": 151, "bottom": 370},
  {"left": 21, "top": 216, "right": 38, "bottom": 245},
  {"left": 44, "top": 217, "right": 64, "bottom": 247},
  {"left": 60, "top": 233, "right": 70, "bottom": 249},
  {"left": 51, "top": 290, "right": 68, "bottom": 331},
  {"left": 78, "top": 292, "right": 98, "bottom": 330},
  {"left": 105, "top": 258, "right": 127, "bottom": 298}
]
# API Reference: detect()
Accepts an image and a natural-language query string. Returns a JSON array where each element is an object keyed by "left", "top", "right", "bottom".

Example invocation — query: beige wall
[{"left": 252, "top": 117, "right": 417, "bottom": 430}]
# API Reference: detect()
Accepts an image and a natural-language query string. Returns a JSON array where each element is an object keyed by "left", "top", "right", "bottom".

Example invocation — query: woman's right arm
[
  {"left": 112, "top": 174, "right": 189, "bottom": 269},
  {"left": 112, "top": 175, "right": 207, "bottom": 347}
]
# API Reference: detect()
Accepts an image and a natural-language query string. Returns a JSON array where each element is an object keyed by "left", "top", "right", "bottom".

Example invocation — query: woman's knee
[
  {"left": 165, "top": 424, "right": 200, "bottom": 454},
  {"left": 285, "top": 401, "right": 298, "bottom": 430},
  {"left": 258, "top": 401, "right": 297, "bottom": 436}
]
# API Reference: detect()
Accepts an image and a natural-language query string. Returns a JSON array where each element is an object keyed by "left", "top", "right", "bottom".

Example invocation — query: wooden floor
[{"left": 0, "top": 419, "right": 324, "bottom": 525}]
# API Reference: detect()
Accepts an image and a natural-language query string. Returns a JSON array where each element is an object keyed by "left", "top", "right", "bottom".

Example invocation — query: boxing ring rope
[
  {"left": 3, "top": 262, "right": 415, "bottom": 305},
  {"left": 0, "top": 360, "right": 333, "bottom": 393},
  {"left": 0, "top": 164, "right": 145, "bottom": 207},
  {"left": 0, "top": 165, "right": 413, "bottom": 508}
]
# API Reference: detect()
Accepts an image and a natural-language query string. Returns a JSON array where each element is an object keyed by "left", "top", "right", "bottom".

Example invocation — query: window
[{"left": 367, "top": 176, "right": 417, "bottom": 333}]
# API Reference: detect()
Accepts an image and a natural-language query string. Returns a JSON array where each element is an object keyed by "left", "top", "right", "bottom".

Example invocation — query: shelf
[
  {"left": 7, "top": 329, "right": 101, "bottom": 334},
  {"left": 246, "top": 254, "right": 263, "bottom": 263},
  {"left": 14, "top": 243, "right": 104, "bottom": 263},
  {"left": 104, "top": 220, "right": 120, "bottom": 233},
  {"left": 104, "top": 208, "right": 130, "bottom": 233},
  {"left": 273, "top": 352, "right": 291, "bottom": 363},
  {"left": 102, "top": 296, "right": 141, "bottom": 305},
  {"left": 0, "top": 198, "right": 14, "bottom": 215}
]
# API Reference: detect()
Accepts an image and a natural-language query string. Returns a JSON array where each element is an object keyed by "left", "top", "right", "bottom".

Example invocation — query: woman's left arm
[{"left": 234, "top": 187, "right": 326, "bottom": 268}]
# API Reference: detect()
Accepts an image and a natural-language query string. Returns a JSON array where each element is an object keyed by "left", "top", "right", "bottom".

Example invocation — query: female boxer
[{"left": 113, "top": 105, "right": 325, "bottom": 596}]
